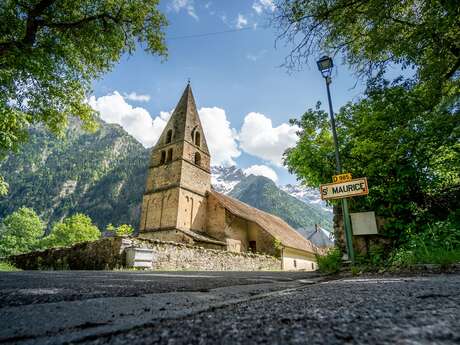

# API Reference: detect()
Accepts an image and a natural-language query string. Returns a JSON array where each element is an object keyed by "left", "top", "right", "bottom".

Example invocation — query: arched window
[
  {"left": 167, "top": 148, "right": 173, "bottom": 162},
  {"left": 194, "top": 152, "right": 201, "bottom": 166},
  {"left": 194, "top": 132, "right": 201, "bottom": 147},
  {"left": 166, "top": 129, "right": 173, "bottom": 144},
  {"left": 160, "top": 150, "right": 166, "bottom": 165}
]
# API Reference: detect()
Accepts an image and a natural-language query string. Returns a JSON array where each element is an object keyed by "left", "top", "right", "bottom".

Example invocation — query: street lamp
[{"left": 317, "top": 55, "right": 355, "bottom": 264}]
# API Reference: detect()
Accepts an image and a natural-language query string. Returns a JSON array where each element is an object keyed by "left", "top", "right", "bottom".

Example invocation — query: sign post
[
  {"left": 320, "top": 177, "right": 369, "bottom": 264},
  {"left": 320, "top": 178, "right": 368, "bottom": 200}
]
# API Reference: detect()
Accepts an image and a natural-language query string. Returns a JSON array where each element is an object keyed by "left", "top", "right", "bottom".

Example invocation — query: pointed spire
[{"left": 155, "top": 83, "right": 209, "bottom": 155}]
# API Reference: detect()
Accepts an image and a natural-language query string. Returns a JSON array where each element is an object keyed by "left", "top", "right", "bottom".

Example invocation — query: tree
[
  {"left": 0, "top": 207, "right": 45, "bottom": 256},
  {"left": 0, "top": 0, "right": 167, "bottom": 194},
  {"left": 105, "top": 223, "right": 134, "bottom": 236},
  {"left": 41, "top": 213, "right": 101, "bottom": 247},
  {"left": 284, "top": 81, "right": 459, "bottom": 239},
  {"left": 273, "top": 0, "right": 459, "bottom": 101}
]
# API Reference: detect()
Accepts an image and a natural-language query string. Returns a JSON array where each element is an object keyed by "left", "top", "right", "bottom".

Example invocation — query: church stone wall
[
  {"left": 180, "top": 160, "right": 211, "bottom": 195},
  {"left": 140, "top": 188, "right": 179, "bottom": 232},
  {"left": 224, "top": 211, "right": 250, "bottom": 251},
  {"left": 206, "top": 194, "right": 226, "bottom": 239},
  {"left": 146, "top": 160, "right": 182, "bottom": 192},
  {"left": 248, "top": 222, "right": 279, "bottom": 257},
  {"left": 177, "top": 189, "right": 207, "bottom": 231},
  {"left": 182, "top": 141, "right": 210, "bottom": 171}
]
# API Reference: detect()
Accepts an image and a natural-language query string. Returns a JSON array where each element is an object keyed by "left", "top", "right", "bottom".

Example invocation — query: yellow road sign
[
  {"left": 332, "top": 173, "right": 352, "bottom": 183},
  {"left": 320, "top": 178, "right": 369, "bottom": 200}
]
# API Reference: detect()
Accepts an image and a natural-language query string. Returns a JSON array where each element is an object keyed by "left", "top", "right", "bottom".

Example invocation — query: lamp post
[{"left": 317, "top": 55, "right": 355, "bottom": 264}]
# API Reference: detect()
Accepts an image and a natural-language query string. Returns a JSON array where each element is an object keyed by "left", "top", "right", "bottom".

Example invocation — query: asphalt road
[{"left": 0, "top": 271, "right": 459, "bottom": 345}]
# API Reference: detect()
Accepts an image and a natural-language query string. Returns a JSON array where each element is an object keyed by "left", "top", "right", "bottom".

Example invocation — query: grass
[
  {"left": 415, "top": 248, "right": 460, "bottom": 266},
  {"left": 0, "top": 261, "right": 20, "bottom": 271}
]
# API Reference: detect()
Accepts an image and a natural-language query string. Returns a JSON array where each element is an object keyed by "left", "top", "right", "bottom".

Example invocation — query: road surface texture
[{"left": 0, "top": 271, "right": 459, "bottom": 345}]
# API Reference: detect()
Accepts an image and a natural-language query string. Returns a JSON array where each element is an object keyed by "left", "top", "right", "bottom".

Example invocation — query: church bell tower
[{"left": 139, "top": 84, "right": 211, "bottom": 238}]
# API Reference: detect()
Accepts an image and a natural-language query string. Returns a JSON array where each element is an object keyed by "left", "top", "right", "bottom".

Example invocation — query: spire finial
[{"left": 187, "top": 78, "right": 191, "bottom": 85}]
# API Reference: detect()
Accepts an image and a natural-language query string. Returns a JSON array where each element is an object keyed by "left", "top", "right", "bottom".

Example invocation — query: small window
[
  {"left": 294, "top": 259, "right": 297, "bottom": 268},
  {"left": 194, "top": 152, "right": 201, "bottom": 166},
  {"left": 166, "top": 148, "right": 173, "bottom": 162},
  {"left": 249, "top": 240, "right": 256, "bottom": 253},
  {"left": 160, "top": 151, "right": 166, "bottom": 165},
  {"left": 311, "top": 262, "right": 314, "bottom": 270},
  {"left": 166, "top": 130, "right": 173, "bottom": 144},
  {"left": 195, "top": 132, "right": 201, "bottom": 147}
]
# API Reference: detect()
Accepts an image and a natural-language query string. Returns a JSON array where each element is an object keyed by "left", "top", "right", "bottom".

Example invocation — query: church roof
[
  {"left": 155, "top": 83, "right": 209, "bottom": 154},
  {"left": 208, "top": 190, "right": 319, "bottom": 255}
]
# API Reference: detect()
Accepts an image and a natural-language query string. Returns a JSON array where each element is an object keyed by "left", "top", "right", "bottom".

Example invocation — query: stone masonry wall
[
  {"left": 126, "top": 238, "right": 281, "bottom": 271},
  {"left": 8, "top": 237, "right": 281, "bottom": 271}
]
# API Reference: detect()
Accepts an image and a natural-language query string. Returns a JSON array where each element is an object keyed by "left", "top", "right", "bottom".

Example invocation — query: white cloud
[
  {"left": 89, "top": 92, "right": 170, "bottom": 148},
  {"left": 236, "top": 14, "right": 248, "bottom": 29},
  {"left": 89, "top": 93, "right": 240, "bottom": 166},
  {"left": 252, "top": 0, "right": 275, "bottom": 14},
  {"left": 198, "top": 107, "right": 240, "bottom": 166},
  {"left": 246, "top": 49, "right": 267, "bottom": 62},
  {"left": 124, "top": 92, "right": 151, "bottom": 102},
  {"left": 239, "top": 112, "right": 299, "bottom": 166},
  {"left": 244, "top": 165, "right": 278, "bottom": 182},
  {"left": 170, "top": 0, "right": 198, "bottom": 20}
]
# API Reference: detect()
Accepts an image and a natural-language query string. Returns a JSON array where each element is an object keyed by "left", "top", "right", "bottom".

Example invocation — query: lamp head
[{"left": 317, "top": 55, "right": 333, "bottom": 78}]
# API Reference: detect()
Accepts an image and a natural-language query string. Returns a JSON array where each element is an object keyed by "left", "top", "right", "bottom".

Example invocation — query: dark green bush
[{"left": 316, "top": 247, "right": 342, "bottom": 274}]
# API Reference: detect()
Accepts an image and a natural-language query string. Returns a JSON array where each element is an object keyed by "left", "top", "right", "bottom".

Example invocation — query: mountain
[
  {"left": 0, "top": 119, "right": 148, "bottom": 230},
  {"left": 229, "top": 175, "right": 332, "bottom": 231},
  {"left": 211, "top": 166, "right": 245, "bottom": 194},
  {"left": 281, "top": 184, "right": 332, "bottom": 214},
  {"left": 0, "top": 120, "right": 332, "bottom": 233}
]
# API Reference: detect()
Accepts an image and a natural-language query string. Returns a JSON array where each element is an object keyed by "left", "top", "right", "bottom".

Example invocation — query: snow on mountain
[
  {"left": 211, "top": 166, "right": 332, "bottom": 214},
  {"left": 211, "top": 166, "right": 245, "bottom": 194},
  {"left": 281, "top": 184, "right": 332, "bottom": 213}
]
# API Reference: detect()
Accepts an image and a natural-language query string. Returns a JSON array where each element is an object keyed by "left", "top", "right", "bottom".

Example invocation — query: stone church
[{"left": 139, "top": 84, "right": 320, "bottom": 270}]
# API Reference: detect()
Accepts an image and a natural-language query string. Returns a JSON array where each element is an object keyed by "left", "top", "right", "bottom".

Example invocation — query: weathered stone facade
[
  {"left": 139, "top": 84, "right": 211, "bottom": 238},
  {"left": 8, "top": 237, "right": 281, "bottom": 271},
  {"left": 137, "top": 84, "right": 321, "bottom": 270}
]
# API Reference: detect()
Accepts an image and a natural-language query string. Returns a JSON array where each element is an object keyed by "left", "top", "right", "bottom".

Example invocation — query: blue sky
[{"left": 91, "top": 0, "right": 366, "bottom": 185}]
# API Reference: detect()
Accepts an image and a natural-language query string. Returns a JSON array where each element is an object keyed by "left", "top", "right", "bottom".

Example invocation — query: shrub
[
  {"left": 390, "top": 218, "right": 460, "bottom": 268},
  {"left": 316, "top": 247, "right": 342, "bottom": 274},
  {"left": 0, "top": 261, "right": 20, "bottom": 271},
  {"left": 0, "top": 207, "right": 45, "bottom": 256},
  {"left": 41, "top": 213, "right": 101, "bottom": 248}
]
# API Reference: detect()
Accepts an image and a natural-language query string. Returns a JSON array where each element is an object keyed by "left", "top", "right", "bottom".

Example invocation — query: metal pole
[{"left": 324, "top": 77, "right": 355, "bottom": 264}]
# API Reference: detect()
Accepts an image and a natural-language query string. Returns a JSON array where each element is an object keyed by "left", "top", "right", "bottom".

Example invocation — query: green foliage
[
  {"left": 0, "top": 261, "right": 19, "bottom": 271},
  {"left": 41, "top": 213, "right": 101, "bottom": 248},
  {"left": 0, "top": 0, "right": 167, "bottom": 171},
  {"left": 390, "top": 217, "right": 460, "bottom": 268},
  {"left": 0, "top": 207, "right": 45, "bottom": 256},
  {"left": 316, "top": 247, "right": 342, "bottom": 274},
  {"left": 275, "top": 0, "right": 459, "bottom": 102},
  {"left": 106, "top": 223, "right": 134, "bottom": 236},
  {"left": 0, "top": 175, "right": 8, "bottom": 196},
  {"left": 0, "top": 119, "right": 148, "bottom": 229},
  {"left": 285, "top": 83, "right": 459, "bottom": 239}
]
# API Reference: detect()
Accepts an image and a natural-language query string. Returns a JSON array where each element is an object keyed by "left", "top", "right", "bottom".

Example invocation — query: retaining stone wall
[{"left": 8, "top": 237, "right": 281, "bottom": 271}]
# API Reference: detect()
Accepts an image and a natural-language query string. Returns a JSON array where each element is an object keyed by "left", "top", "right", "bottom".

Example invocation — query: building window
[
  {"left": 195, "top": 132, "right": 200, "bottom": 147},
  {"left": 160, "top": 151, "right": 166, "bottom": 165},
  {"left": 249, "top": 240, "right": 256, "bottom": 253},
  {"left": 166, "top": 129, "right": 173, "bottom": 144},
  {"left": 311, "top": 263, "right": 314, "bottom": 270},
  {"left": 194, "top": 152, "right": 201, "bottom": 166},
  {"left": 294, "top": 259, "right": 297, "bottom": 268},
  {"left": 166, "top": 148, "right": 173, "bottom": 163}
]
